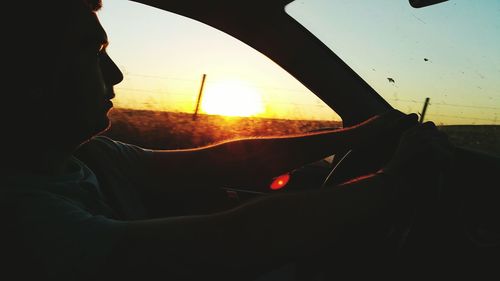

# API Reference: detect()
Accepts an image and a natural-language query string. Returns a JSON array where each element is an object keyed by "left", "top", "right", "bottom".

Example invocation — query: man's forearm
[
  {"left": 144, "top": 126, "right": 362, "bottom": 189},
  {"left": 203, "top": 128, "right": 359, "bottom": 184}
]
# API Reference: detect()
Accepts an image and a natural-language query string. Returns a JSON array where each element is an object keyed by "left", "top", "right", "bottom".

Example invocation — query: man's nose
[{"left": 100, "top": 53, "right": 124, "bottom": 85}]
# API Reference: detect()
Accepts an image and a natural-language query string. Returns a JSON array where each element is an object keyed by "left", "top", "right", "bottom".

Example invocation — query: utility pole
[
  {"left": 193, "top": 74, "right": 207, "bottom": 120},
  {"left": 420, "top": 97, "right": 430, "bottom": 123}
]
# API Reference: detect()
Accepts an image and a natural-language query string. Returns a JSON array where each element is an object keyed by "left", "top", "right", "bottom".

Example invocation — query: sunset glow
[
  {"left": 201, "top": 80, "right": 264, "bottom": 117},
  {"left": 100, "top": 0, "right": 499, "bottom": 125}
]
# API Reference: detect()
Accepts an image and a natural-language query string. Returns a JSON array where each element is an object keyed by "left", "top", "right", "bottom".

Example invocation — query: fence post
[
  {"left": 193, "top": 74, "right": 207, "bottom": 120},
  {"left": 420, "top": 97, "right": 430, "bottom": 123}
]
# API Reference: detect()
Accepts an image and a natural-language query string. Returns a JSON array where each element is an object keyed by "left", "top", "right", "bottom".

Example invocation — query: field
[
  {"left": 103, "top": 108, "right": 499, "bottom": 158},
  {"left": 439, "top": 125, "right": 500, "bottom": 157},
  {"left": 104, "top": 108, "right": 342, "bottom": 149}
]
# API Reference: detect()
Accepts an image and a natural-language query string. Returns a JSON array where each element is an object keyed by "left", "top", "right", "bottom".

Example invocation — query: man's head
[{"left": 4, "top": 0, "right": 122, "bottom": 152}]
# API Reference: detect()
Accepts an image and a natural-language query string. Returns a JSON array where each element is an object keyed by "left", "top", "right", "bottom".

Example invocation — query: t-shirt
[
  {"left": 73, "top": 136, "right": 151, "bottom": 220},
  {"left": 1, "top": 136, "right": 298, "bottom": 281},
  {"left": 0, "top": 136, "right": 150, "bottom": 280}
]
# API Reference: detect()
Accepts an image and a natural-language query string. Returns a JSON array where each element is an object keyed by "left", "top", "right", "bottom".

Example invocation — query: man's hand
[
  {"left": 381, "top": 121, "right": 454, "bottom": 186},
  {"left": 351, "top": 109, "right": 419, "bottom": 146}
]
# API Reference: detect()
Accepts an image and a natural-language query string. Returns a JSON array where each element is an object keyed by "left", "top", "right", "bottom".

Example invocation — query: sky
[
  {"left": 99, "top": 0, "right": 499, "bottom": 124},
  {"left": 98, "top": 0, "right": 340, "bottom": 121}
]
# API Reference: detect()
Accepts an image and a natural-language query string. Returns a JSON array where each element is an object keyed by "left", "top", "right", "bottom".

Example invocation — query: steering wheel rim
[{"left": 320, "top": 149, "right": 354, "bottom": 189}]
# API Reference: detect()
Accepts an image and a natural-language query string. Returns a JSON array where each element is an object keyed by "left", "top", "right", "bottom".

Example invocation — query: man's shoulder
[
  {"left": 82, "top": 135, "right": 121, "bottom": 151},
  {"left": 74, "top": 135, "right": 152, "bottom": 182},
  {"left": 78, "top": 136, "right": 150, "bottom": 157}
]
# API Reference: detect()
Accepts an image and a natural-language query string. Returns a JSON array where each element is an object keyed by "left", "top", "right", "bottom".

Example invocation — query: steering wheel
[
  {"left": 315, "top": 131, "right": 442, "bottom": 259},
  {"left": 319, "top": 136, "right": 399, "bottom": 189}
]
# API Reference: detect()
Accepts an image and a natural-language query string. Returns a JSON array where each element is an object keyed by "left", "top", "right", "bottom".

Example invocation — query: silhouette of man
[{"left": 1, "top": 1, "right": 452, "bottom": 280}]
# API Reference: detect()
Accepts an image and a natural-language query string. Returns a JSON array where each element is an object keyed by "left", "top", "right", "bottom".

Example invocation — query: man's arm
[
  {"left": 143, "top": 128, "right": 357, "bottom": 188},
  {"left": 102, "top": 172, "right": 395, "bottom": 281},
  {"left": 141, "top": 110, "right": 415, "bottom": 189}
]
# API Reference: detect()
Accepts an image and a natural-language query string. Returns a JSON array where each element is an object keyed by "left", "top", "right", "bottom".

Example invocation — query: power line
[
  {"left": 426, "top": 113, "right": 497, "bottom": 122},
  {"left": 123, "top": 72, "right": 312, "bottom": 94},
  {"left": 126, "top": 73, "right": 198, "bottom": 82},
  {"left": 116, "top": 81, "right": 499, "bottom": 122},
  {"left": 115, "top": 87, "right": 197, "bottom": 97},
  {"left": 430, "top": 102, "right": 500, "bottom": 111},
  {"left": 115, "top": 87, "right": 331, "bottom": 108},
  {"left": 123, "top": 72, "right": 500, "bottom": 110},
  {"left": 387, "top": 98, "right": 500, "bottom": 111}
]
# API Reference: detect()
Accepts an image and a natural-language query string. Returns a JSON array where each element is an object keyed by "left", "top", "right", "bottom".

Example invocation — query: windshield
[
  {"left": 99, "top": 0, "right": 341, "bottom": 149},
  {"left": 286, "top": 0, "right": 500, "bottom": 155}
]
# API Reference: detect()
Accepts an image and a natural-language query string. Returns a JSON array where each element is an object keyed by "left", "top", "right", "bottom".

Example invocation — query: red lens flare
[{"left": 270, "top": 173, "right": 290, "bottom": 190}]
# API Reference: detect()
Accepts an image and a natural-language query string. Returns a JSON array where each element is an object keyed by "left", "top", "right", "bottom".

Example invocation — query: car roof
[{"left": 131, "top": 0, "right": 392, "bottom": 125}]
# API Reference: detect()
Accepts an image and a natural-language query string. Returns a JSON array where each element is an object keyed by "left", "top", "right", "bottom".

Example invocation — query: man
[{"left": 1, "top": 1, "right": 452, "bottom": 280}]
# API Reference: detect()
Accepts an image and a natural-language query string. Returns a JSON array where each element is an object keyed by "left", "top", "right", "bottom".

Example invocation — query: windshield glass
[{"left": 286, "top": 0, "right": 500, "bottom": 155}]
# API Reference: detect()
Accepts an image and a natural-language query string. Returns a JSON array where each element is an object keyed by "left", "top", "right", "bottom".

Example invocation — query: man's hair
[
  {"left": 6, "top": 0, "right": 103, "bottom": 94},
  {"left": 2, "top": 0, "right": 105, "bottom": 142}
]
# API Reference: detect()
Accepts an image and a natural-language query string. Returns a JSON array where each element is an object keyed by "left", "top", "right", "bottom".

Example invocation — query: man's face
[{"left": 49, "top": 5, "right": 123, "bottom": 146}]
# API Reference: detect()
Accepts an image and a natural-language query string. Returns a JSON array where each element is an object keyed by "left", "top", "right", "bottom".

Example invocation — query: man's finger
[
  {"left": 389, "top": 113, "right": 419, "bottom": 134},
  {"left": 421, "top": 121, "right": 437, "bottom": 129}
]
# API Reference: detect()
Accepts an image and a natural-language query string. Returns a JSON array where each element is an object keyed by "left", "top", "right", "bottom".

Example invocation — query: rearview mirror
[{"left": 409, "top": 0, "right": 449, "bottom": 8}]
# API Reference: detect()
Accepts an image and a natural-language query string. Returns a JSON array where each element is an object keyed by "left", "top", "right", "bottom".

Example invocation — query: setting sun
[{"left": 201, "top": 80, "right": 264, "bottom": 117}]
